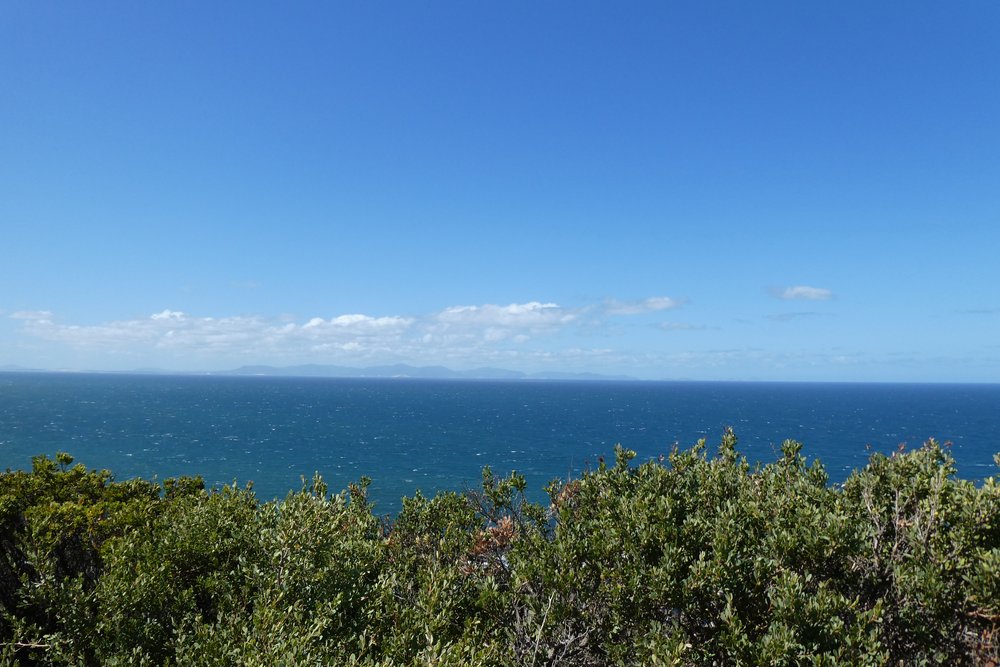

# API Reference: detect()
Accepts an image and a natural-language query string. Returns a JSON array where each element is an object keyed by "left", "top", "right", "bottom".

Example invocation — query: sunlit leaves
[{"left": 2, "top": 435, "right": 997, "bottom": 665}]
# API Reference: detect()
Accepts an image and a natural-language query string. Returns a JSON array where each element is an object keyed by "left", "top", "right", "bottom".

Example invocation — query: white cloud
[
  {"left": 426, "top": 302, "right": 577, "bottom": 345},
  {"left": 436, "top": 302, "right": 573, "bottom": 327},
  {"left": 772, "top": 286, "right": 834, "bottom": 301},
  {"left": 8, "top": 294, "right": 680, "bottom": 369},
  {"left": 151, "top": 309, "right": 185, "bottom": 321},
  {"left": 301, "top": 314, "right": 413, "bottom": 333},
  {"left": 604, "top": 296, "right": 684, "bottom": 315},
  {"left": 10, "top": 309, "right": 414, "bottom": 359}
]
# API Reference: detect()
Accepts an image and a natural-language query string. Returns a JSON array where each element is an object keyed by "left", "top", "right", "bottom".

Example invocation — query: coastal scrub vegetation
[{"left": 1, "top": 432, "right": 998, "bottom": 665}]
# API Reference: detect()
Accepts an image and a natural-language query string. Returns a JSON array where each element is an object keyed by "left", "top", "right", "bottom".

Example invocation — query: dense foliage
[{"left": 1, "top": 432, "right": 997, "bottom": 665}]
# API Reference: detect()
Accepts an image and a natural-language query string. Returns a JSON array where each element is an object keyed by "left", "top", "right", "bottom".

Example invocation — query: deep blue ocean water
[{"left": 1, "top": 372, "right": 998, "bottom": 515}]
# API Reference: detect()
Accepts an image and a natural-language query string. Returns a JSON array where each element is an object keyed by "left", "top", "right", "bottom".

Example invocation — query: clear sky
[{"left": 2, "top": 2, "right": 998, "bottom": 381}]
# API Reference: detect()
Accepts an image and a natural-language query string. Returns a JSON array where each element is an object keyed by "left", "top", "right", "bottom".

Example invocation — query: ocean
[{"left": 1, "top": 372, "right": 997, "bottom": 515}]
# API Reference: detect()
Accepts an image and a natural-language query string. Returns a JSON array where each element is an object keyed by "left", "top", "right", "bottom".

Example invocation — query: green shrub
[{"left": 1, "top": 435, "right": 997, "bottom": 666}]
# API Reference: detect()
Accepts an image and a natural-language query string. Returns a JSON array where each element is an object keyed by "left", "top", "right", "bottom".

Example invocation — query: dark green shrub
[
  {"left": 1, "top": 436, "right": 996, "bottom": 666},
  {"left": 0, "top": 453, "right": 162, "bottom": 665}
]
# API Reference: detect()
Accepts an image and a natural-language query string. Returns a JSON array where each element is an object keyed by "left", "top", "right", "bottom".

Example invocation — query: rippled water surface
[{"left": 1, "top": 373, "right": 997, "bottom": 514}]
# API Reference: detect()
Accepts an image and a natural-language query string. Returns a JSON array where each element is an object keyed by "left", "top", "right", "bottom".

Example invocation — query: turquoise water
[{"left": 1, "top": 372, "right": 998, "bottom": 514}]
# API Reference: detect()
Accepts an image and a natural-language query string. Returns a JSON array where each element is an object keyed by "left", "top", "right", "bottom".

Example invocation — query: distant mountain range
[{"left": 218, "top": 363, "right": 637, "bottom": 382}]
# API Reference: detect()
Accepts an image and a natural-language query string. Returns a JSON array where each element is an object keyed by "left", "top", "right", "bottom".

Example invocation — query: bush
[{"left": 1, "top": 434, "right": 997, "bottom": 665}]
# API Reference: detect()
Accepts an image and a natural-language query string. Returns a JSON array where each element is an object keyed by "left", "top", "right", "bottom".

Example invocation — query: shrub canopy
[{"left": 1, "top": 432, "right": 998, "bottom": 665}]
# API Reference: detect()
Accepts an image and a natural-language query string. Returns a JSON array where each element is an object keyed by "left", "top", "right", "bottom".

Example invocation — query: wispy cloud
[
  {"left": 424, "top": 302, "right": 577, "bottom": 345},
  {"left": 766, "top": 312, "right": 829, "bottom": 322},
  {"left": 11, "top": 310, "right": 55, "bottom": 321},
  {"left": 435, "top": 302, "right": 574, "bottom": 329},
  {"left": 657, "top": 322, "right": 707, "bottom": 331},
  {"left": 12, "top": 309, "right": 414, "bottom": 358},
  {"left": 604, "top": 296, "right": 684, "bottom": 315},
  {"left": 770, "top": 286, "right": 834, "bottom": 301}
]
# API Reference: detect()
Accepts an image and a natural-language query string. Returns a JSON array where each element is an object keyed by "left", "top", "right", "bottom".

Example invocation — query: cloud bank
[{"left": 9, "top": 296, "right": 685, "bottom": 369}]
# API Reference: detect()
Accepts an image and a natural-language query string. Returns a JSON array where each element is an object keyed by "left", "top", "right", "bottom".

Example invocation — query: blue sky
[{"left": 2, "top": 2, "right": 998, "bottom": 381}]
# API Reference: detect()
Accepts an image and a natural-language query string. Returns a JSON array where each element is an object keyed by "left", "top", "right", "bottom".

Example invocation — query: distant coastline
[
  {"left": 220, "top": 363, "right": 640, "bottom": 382},
  {"left": 5, "top": 364, "right": 1000, "bottom": 385}
]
